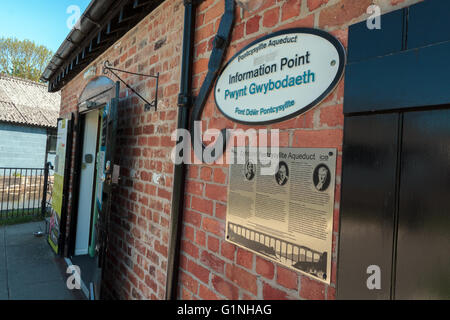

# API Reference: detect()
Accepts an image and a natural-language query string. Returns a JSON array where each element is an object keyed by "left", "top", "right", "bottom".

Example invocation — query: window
[{"left": 47, "top": 129, "right": 57, "bottom": 154}]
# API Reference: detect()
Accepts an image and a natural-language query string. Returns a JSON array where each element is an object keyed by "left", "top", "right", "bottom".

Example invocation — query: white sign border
[{"left": 214, "top": 28, "right": 347, "bottom": 125}]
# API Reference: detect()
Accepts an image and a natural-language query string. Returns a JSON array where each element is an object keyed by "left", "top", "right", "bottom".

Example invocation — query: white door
[{"left": 75, "top": 111, "right": 99, "bottom": 256}]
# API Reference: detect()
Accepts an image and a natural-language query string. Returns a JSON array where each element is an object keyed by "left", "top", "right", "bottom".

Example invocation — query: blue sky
[{"left": 0, "top": 0, "right": 91, "bottom": 53}]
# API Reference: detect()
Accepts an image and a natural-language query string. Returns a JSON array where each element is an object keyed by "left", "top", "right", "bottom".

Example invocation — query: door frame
[
  {"left": 67, "top": 104, "right": 106, "bottom": 257},
  {"left": 75, "top": 109, "right": 102, "bottom": 256}
]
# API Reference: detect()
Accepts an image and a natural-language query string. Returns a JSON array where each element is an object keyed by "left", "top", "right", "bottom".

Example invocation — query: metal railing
[{"left": 0, "top": 164, "right": 53, "bottom": 222}]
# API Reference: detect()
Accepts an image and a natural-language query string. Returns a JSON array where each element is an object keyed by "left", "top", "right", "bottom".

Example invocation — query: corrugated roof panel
[
  {"left": 0, "top": 101, "right": 26, "bottom": 124},
  {"left": 0, "top": 75, "right": 60, "bottom": 128}
]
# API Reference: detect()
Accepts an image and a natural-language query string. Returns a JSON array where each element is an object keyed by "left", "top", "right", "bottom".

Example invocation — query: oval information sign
[{"left": 214, "top": 28, "right": 346, "bottom": 125}]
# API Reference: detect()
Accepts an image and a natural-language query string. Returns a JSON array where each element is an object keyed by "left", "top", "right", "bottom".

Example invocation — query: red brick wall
[
  {"left": 57, "top": 0, "right": 423, "bottom": 300},
  {"left": 59, "top": 0, "right": 184, "bottom": 300},
  {"left": 178, "top": 0, "right": 422, "bottom": 301}
]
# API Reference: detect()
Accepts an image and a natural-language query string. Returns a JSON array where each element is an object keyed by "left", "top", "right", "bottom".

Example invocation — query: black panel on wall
[
  {"left": 343, "top": 0, "right": 450, "bottom": 115},
  {"left": 395, "top": 108, "right": 450, "bottom": 299},
  {"left": 408, "top": 0, "right": 450, "bottom": 49},
  {"left": 337, "top": 113, "right": 399, "bottom": 300},
  {"left": 340, "top": 0, "right": 450, "bottom": 301},
  {"left": 344, "top": 41, "right": 450, "bottom": 114},
  {"left": 347, "top": 9, "right": 405, "bottom": 63}
]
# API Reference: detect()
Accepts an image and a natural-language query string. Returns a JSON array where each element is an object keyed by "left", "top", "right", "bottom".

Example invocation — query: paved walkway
[{"left": 0, "top": 221, "right": 84, "bottom": 300}]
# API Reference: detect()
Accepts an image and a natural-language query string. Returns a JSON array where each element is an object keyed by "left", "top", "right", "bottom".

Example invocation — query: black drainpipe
[{"left": 166, "top": 0, "right": 196, "bottom": 300}]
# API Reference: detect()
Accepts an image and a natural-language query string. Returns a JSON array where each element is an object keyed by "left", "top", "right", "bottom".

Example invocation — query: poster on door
[
  {"left": 48, "top": 118, "right": 70, "bottom": 254},
  {"left": 225, "top": 147, "right": 336, "bottom": 284}
]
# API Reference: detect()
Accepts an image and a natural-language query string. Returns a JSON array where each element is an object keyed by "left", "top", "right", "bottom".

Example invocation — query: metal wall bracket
[
  {"left": 103, "top": 60, "right": 159, "bottom": 112},
  {"left": 189, "top": 0, "right": 235, "bottom": 161}
]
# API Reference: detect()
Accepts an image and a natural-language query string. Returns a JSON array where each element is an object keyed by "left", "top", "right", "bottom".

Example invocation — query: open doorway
[
  {"left": 71, "top": 106, "right": 105, "bottom": 299},
  {"left": 75, "top": 109, "right": 101, "bottom": 256},
  {"left": 66, "top": 76, "right": 118, "bottom": 299}
]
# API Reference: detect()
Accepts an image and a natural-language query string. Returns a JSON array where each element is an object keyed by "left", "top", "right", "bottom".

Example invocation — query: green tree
[{"left": 0, "top": 37, "right": 53, "bottom": 82}]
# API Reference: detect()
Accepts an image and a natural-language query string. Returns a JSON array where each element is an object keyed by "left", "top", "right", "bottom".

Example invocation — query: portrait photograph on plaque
[{"left": 225, "top": 147, "right": 337, "bottom": 284}]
